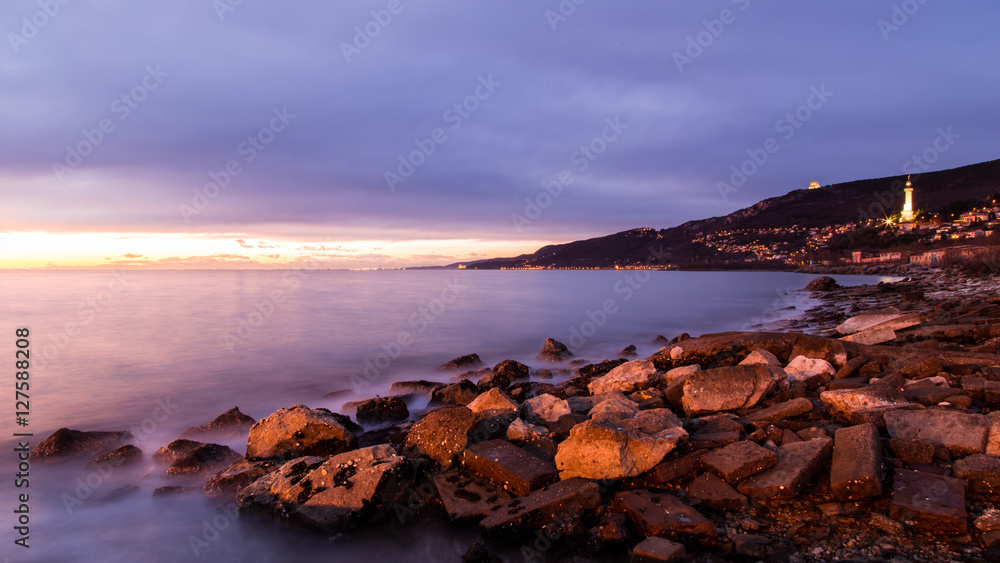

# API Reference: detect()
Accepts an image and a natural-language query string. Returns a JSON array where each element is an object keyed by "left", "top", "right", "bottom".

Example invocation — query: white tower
[{"left": 901, "top": 176, "right": 915, "bottom": 222}]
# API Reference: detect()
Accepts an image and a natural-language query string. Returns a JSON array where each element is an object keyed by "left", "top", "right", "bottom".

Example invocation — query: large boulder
[
  {"left": 167, "top": 443, "right": 243, "bottom": 477},
  {"left": 492, "top": 360, "right": 531, "bottom": 381},
  {"left": 654, "top": 333, "right": 798, "bottom": 368},
  {"left": 402, "top": 406, "right": 478, "bottom": 468},
  {"left": 521, "top": 393, "right": 571, "bottom": 425},
  {"left": 555, "top": 409, "right": 687, "bottom": 480},
  {"left": 784, "top": 356, "right": 835, "bottom": 387},
  {"left": 181, "top": 407, "right": 256, "bottom": 439},
  {"left": 154, "top": 439, "right": 204, "bottom": 465},
  {"left": 438, "top": 353, "right": 484, "bottom": 371},
  {"left": 884, "top": 409, "right": 988, "bottom": 457},
  {"left": 204, "top": 459, "right": 276, "bottom": 498},
  {"left": 32, "top": 429, "right": 133, "bottom": 463},
  {"left": 355, "top": 396, "right": 409, "bottom": 425},
  {"left": 537, "top": 338, "right": 573, "bottom": 362},
  {"left": 238, "top": 445, "right": 415, "bottom": 533},
  {"left": 246, "top": 405, "right": 358, "bottom": 461},
  {"left": 431, "top": 380, "right": 480, "bottom": 406},
  {"left": 587, "top": 360, "right": 660, "bottom": 396},
  {"left": 804, "top": 276, "right": 839, "bottom": 291},
  {"left": 681, "top": 365, "right": 783, "bottom": 416}
]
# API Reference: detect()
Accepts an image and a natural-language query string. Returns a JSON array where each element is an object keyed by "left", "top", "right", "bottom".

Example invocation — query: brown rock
[
  {"left": 153, "top": 439, "right": 204, "bottom": 464},
  {"left": 612, "top": 490, "right": 718, "bottom": 546},
  {"left": 537, "top": 338, "right": 573, "bottom": 362},
  {"left": 637, "top": 451, "right": 704, "bottom": 487},
  {"left": 743, "top": 397, "right": 814, "bottom": 423},
  {"left": 431, "top": 380, "right": 480, "bottom": 406},
  {"left": 889, "top": 438, "right": 936, "bottom": 466},
  {"left": 688, "top": 472, "right": 748, "bottom": 511},
  {"left": 402, "top": 406, "right": 477, "bottom": 469},
  {"left": 32, "top": 428, "right": 133, "bottom": 463},
  {"left": 737, "top": 438, "right": 833, "bottom": 501},
  {"left": 700, "top": 441, "right": 777, "bottom": 485},
  {"left": 790, "top": 334, "right": 847, "bottom": 368},
  {"left": 181, "top": 407, "right": 256, "bottom": 439},
  {"left": 681, "top": 365, "right": 783, "bottom": 416},
  {"left": 461, "top": 439, "right": 557, "bottom": 496},
  {"left": 884, "top": 409, "right": 988, "bottom": 457},
  {"left": 438, "top": 353, "right": 484, "bottom": 371},
  {"left": 830, "top": 423, "right": 883, "bottom": 502},
  {"left": 204, "top": 459, "right": 276, "bottom": 498},
  {"left": 954, "top": 454, "right": 1000, "bottom": 498},
  {"left": 588, "top": 360, "right": 661, "bottom": 395},
  {"left": 246, "top": 404, "right": 358, "bottom": 461},
  {"left": 167, "top": 443, "right": 243, "bottom": 477},
  {"left": 819, "top": 386, "right": 916, "bottom": 426},
  {"left": 631, "top": 536, "right": 687, "bottom": 562},
  {"left": 89, "top": 444, "right": 143, "bottom": 469},
  {"left": 432, "top": 469, "right": 511, "bottom": 522},
  {"left": 479, "top": 478, "right": 601, "bottom": 540},
  {"left": 467, "top": 388, "right": 518, "bottom": 413},
  {"left": 355, "top": 396, "right": 409, "bottom": 425},
  {"left": 889, "top": 468, "right": 968, "bottom": 533},
  {"left": 390, "top": 380, "right": 444, "bottom": 395}
]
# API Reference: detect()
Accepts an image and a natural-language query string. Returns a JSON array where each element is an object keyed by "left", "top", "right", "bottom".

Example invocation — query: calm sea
[{"left": 0, "top": 269, "right": 890, "bottom": 562}]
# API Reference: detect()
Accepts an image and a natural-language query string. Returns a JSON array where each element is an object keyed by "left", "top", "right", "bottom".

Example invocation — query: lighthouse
[{"left": 900, "top": 176, "right": 915, "bottom": 223}]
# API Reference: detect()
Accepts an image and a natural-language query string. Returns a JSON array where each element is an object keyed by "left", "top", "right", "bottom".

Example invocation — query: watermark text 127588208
[{"left": 14, "top": 327, "right": 33, "bottom": 549}]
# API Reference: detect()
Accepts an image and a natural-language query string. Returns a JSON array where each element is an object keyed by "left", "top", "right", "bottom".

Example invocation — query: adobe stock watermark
[
  {"left": 35, "top": 271, "right": 129, "bottom": 373},
  {"left": 221, "top": 258, "right": 318, "bottom": 351},
  {"left": 544, "top": 0, "right": 588, "bottom": 31},
  {"left": 51, "top": 65, "right": 169, "bottom": 181},
  {"left": 511, "top": 116, "right": 629, "bottom": 232},
  {"left": 878, "top": 0, "right": 929, "bottom": 41},
  {"left": 384, "top": 75, "right": 501, "bottom": 191},
  {"left": 350, "top": 277, "right": 469, "bottom": 392},
  {"left": 673, "top": 0, "right": 751, "bottom": 73},
  {"left": 340, "top": 0, "right": 413, "bottom": 63},
  {"left": 178, "top": 106, "right": 296, "bottom": 222},
  {"left": 7, "top": 0, "right": 73, "bottom": 54},
  {"left": 716, "top": 84, "right": 833, "bottom": 202},
  {"left": 62, "top": 397, "right": 179, "bottom": 514},
  {"left": 212, "top": 0, "right": 245, "bottom": 21}
]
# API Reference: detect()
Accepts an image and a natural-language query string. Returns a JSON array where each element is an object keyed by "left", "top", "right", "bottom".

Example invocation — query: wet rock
[
  {"left": 89, "top": 444, "right": 143, "bottom": 469},
  {"left": 432, "top": 469, "right": 511, "bottom": 522},
  {"left": 631, "top": 536, "right": 687, "bottom": 562},
  {"left": 462, "top": 439, "right": 557, "bottom": 496},
  {"left": 238, "top": 445, "right": 415, "bottom": 533},
  {"left": 153, "top": 439, "right": 204, "bottom": 465},
  {"left": 830, "top": 423, "right": 883, "bottom": 502},
  {"left": 479, "top": 478, "right": 601, "bottom": 541},
  {"left": 204, "top": 459, "right": 277, "bottom": 498},
  {"left": 167, "top": 443, "right": 243, "bottom": 477},
  {"left": 556, "top": 409, "right": 687, "bottom": 480},
  {"left": 431, "top": 380, "right": 480, "bottom": 406},
  {"left": 619, "top": 344, "right": 638, "bottom": 357},
  {"left": 355, "top": 396, "right": 409, "bottom": 425},
  {"left": 537, "top": 338, "right": 573, "bottom": 362},
  {"left": 637, "top": 451, "right": 704, "bottom": 487},
  {"left": 804, "top": 276, "right": 839, "bottom": 291},
  {"left": 246, "top": 405, "right": 358, "bottom": 461},
  {"left": 181, "top": 407, "right": 256, "bottom": 439},
  {"left": 974, "top": 508, "right": 1000, "bottom": 531},
  {"left": 153, "top": 486, "right": 202, "bottom": 497},
  {"left": 737, "top": 437, "right": 833, "bottom": 502},
  {"left": 889, "top": 438, "right": 936, "bottom": 466},
  {"left": 403, "top": 406, "right": 477, "bottom": 469},
  {"left": 700, "top": 441, "right": 777, "bottom": 485},
  {"left": 884, "top": 409, "right": 988, "bottom": 457},
  {"left": 521, "top": 393, "right": 571, "bottom": 425},
  {"left": 32, "top": 428, "right": 134, "bottom": 463},
  {"left": 492, "top": 360, "right": 530, "bottom": 382},
  {"left": 687, "top": 472, "right": 748, "bottom": 511},
  {"left": 476, "top": 370, "right": 511, "bottom": 392},
  {"left": 577, "top": 358, "right": 628, "bottom": 378},
  {"left": 613, "top": 490, "right": 718, "bottom": 545},
  {"left": 681, "top": 364, "right": 784, "bottom": 416},
  {"left": 889, "top": 468, "right": 968, "bottom": 533},
  {"left": 657, "top": 332, "right": 797, "bottom": 368},
  {"left": 390, "top": 380, "right": 444, "bottom": 395},
  {"left": 743, "top": 397, "right": 814, "bottom": 423},
  {"left": 587, "top": 359, "right": 660, "bottom": 396},
  {"left": 439, "top": 353, "right": 484, "bottom": 371},
  {"left": 468, "top": 388, "right": 519, "bottom": 413},
  {"left": 819, "top": 386, "right": 916, "bottom": 426},
  {"left": 789, "top": 335, "right": 848, "bottom": 368},
  {"left": 506, "top": 418, "right": 549, "bottom": 442},
  {"left": 954, "top": 454, "right": 1000, "bottom": 498}
]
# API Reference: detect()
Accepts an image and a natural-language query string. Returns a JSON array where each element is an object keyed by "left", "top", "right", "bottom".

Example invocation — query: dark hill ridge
[{"left": 462, "top": 159, "right": 1000, "bottom": 269}]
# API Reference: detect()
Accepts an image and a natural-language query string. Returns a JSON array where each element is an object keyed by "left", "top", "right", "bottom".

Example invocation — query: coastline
[{"left": 28, "top": 265, "right": 1000, "bottom": 562}]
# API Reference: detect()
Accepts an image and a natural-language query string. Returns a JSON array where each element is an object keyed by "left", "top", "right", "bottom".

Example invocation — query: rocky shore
[{"left": 32, "top": 267, "right": 1000, "bottom": 562}]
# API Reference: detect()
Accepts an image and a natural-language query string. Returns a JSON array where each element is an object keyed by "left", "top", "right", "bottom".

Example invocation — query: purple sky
[{"left": 2, "top": 1, "right": 998, "bottom": 267}]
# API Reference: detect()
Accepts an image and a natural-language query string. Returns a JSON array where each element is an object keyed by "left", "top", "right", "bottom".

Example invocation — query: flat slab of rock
[
  {"left": 830, "top": 423, "right": 883, "bottom": 502},
  {"left": 612, "top": 490, "right": 718, "bottom": 546},
  {"left": 889, "top": 438, "right": 936, "bottom": 466},
  {"left": 32, "top": 428, "right": 133, "bottom": 463},
  {"left": 479, "top": 478, "right": 601, "bottom": 540},
  {"left": 836, "top": 308, "right": 904, "bottom": 335},
  {"left": 700, "top": 441, "right": 777, "bottom": 485},
  {"left": 403, "top": 406, "right": 477, "bottom": 469},
  {"left": 638, "top": 451, "right": 704, "bottom": 487},
  {"left": 884, "top": 409, "right": 988, "bottom": 457},
  {"left": 839, "top": 326, "right": 897, "bottom": 345},
  {"left": 681, "top": 365, "right": 783, "bottom": 416},
  {"left": 246, "top": 404, "right": 358, "bottom": 461},
  {"left": 556, "top": 409, "right": 687, "bottom": 480},
  {"left": 631, "top": 536, "right": 687, "bottom": 562},
  {"left": 819, "top": 386, "right": 916, "bottom": 426},
  {"left": 587, "top": 360, "right": 660, "bottom": 395},
  {"left": 461, "top": 439, "right": 557, "bottom": 496},
  {"left": 954, "top": 454, "right": 1000, "bottom": 498},
  {"left": 238, "top": 445, "right": 414, "bottom": 533},
  {"left": 182, "top": 407, "right": 256, "bottom": 439},
  {"left": 432, "top": 470, "right": 511, "bottom": 522},
  {"left": 688, "top": 472, "right": 748, "bottom": 511},
  {"left": 743, "top": 397, "right": 814, "bottom": 423},
  {"left": 889, "top": 468, "right": 968, "bottom": 533},
  {"left": 737, "top": 438, "right": 833, "bottom": 501}
]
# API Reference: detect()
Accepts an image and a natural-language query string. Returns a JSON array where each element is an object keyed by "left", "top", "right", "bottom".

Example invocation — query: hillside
[{"left": 462, "top": 159, "right": 1000, "bottom": 269}]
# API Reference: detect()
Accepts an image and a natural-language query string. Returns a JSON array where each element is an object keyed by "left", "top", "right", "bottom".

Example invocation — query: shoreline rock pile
[{"left": 32, "top": 269, "right": 1000, "bottom": 562}]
